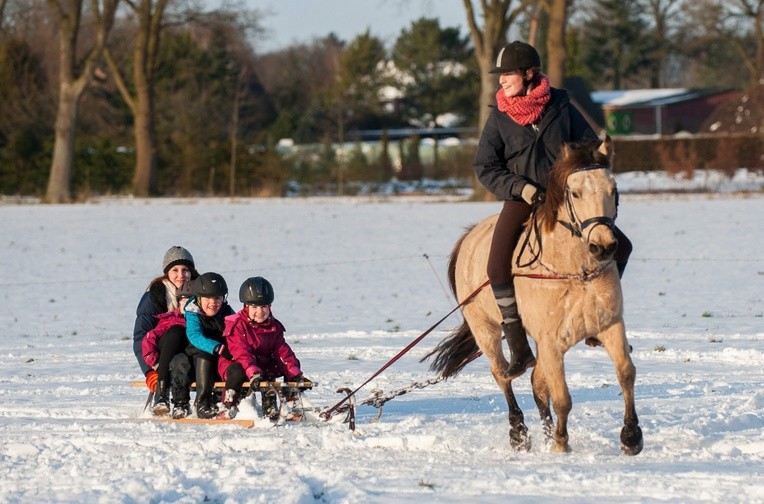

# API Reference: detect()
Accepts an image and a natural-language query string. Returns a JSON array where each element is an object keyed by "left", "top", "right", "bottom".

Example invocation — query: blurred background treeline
[{"left": 0, "top": 0, "right": 762, "bottom": 202}]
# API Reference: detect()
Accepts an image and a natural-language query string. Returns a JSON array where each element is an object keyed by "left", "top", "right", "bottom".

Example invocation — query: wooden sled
[{"left": 130, "top": 380, "right": 314, "bottom": 391}]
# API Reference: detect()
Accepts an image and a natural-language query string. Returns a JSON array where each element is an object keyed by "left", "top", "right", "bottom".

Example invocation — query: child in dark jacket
[
  {"left": 223, "top": 276, "right": 310, "bottom": 420},
  {"left": 142, "top": 281, "right": 194, "bottom": 417},
  {"left": 184, "top": 272, "right": 235, "bottom": 419}
]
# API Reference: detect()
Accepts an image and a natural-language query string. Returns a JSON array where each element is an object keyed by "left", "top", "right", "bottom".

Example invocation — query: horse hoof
[
  {"left": 620, "top": 425, "right": 643, "bottom": 456},
  {"left": 550, "top": 442, "right": 571, "bottom": 453},
  {"left": 509, "top": 426, "right": 531, "bottom": 451}
]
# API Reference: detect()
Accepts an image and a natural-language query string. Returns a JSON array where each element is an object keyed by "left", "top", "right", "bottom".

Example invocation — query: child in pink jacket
[{"left": 220, "top": 276, "right": 310, "bottom": 419}]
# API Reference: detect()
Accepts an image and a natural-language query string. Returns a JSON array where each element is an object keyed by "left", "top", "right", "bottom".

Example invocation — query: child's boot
[
  {"left": 194, "top": 358, "right": 218, "bottom": 419},
  {"left": 261, "top": 390, "right": 279, "bottom": 421},
  {"left": 151, "top": 380, "right": 170, "bottom": 416},
  {"left": 218, "top": 389, "right": 241, "bottom": 419},
  {"left": 171, "top": 384, "right": 191, "bottom": 419}
]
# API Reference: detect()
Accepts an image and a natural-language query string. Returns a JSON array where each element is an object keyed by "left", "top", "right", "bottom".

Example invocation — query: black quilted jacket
[{"left": 473, "top": 87, "right": 598, "bottom": 201}]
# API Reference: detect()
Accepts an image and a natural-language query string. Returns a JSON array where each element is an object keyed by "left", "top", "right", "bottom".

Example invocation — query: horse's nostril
[{"left": 590, "top": 242, "right": 617, "bottom": 260}]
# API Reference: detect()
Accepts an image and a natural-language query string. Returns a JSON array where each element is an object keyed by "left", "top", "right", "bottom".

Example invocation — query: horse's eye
[{"left": 571, "top": 190, "right": 581, "bottom": 199}]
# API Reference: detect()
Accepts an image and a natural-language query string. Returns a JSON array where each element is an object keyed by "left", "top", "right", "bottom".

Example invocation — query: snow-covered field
[{"left": 1, "top": 189, "right": 763, "bottom": 503}]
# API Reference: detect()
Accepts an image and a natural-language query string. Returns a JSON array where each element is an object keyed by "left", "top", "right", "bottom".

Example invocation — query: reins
[{"left": 320, "top": 279, "right": 490, "bottom": 421}]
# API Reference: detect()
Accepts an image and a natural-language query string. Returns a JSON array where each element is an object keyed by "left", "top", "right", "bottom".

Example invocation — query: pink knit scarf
[{"left": 496, "top": 74, "right": 551, "bottom": 126}]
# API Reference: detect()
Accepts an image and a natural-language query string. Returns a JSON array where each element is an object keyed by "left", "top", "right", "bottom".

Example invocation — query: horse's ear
[
  {"left": 597, "top": 135, "right": 614, "bottom": 159},
  {"left": 560, "top": 141, "right": 571, "bottom": 159}
]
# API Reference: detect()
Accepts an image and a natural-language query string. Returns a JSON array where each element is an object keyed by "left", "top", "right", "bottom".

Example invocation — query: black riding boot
[
  {"left": 194, "top": 357, "right": 218, "bottom": 419},
  {"left": 492, "top": 282, "right": 536, "bottom": 380},
  {"left": 502, "top": 321, "right": 536, "bottom": 379},
  {"left": 152, "top": 380, "right": 170, "bottom": 416}
]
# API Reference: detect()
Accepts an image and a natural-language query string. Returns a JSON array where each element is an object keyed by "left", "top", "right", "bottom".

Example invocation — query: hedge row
[{"left": 611, "top": 132, "right": 763, "bottom": 175}]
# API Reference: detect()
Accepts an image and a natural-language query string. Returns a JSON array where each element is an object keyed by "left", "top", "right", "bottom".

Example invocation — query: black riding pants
[{"left": 155, "top": 325, "right": 188, "bottom": 382}]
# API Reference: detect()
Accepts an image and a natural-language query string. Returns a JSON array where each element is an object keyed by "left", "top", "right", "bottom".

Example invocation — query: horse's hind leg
[
  {"left": 599, "top": 322, "right": 643, "bottom": 455},
  {"left": 492, "top": 371, "right": 531, "bottom": 451},
  {"left": 473, "top": 312, "right": 531, "bottom": 451}
]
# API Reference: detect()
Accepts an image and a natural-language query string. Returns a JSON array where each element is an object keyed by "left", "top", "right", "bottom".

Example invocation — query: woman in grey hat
[
  {"left": 132, "top": 246, "right": 199, "bottom": 416},
  {"left": 473, "top": 41, "right": 632, "bottom": 381}
]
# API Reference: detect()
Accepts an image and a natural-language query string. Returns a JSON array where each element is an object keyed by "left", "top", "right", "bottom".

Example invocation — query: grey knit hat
[{"left": 162, "top": 246, "right": 195, "bottom": 274}]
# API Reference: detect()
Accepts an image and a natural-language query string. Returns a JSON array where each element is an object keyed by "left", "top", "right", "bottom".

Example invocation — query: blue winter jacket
[{"left": 185, "top": 297, "right": 235, "bottom": 355}]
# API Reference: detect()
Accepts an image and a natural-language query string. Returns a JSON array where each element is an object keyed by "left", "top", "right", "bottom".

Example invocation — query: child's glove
[
  {"left": 249, "top": 374, "right": 262, "bottom": 389},
  {"left": 145, "top": 370, "right": 158, "bottom": 392},
  {"left": 213, "top": 344, "right": 233, "bottom": 360},
  {"left": 292, "top": 374, "right": 312, "bottom": 386}
]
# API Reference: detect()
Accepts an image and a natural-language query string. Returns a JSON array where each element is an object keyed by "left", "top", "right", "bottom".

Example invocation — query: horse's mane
[{"left": 538, "top": 139, "right": 612, "bottom": 232}]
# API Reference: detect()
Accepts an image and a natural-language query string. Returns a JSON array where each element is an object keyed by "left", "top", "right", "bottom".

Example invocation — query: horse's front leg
[
  {"left": 599, "top": 322, "right": 643, "bottom": 455},
  {"left": 530, "top": 366, "right": 554, "bottom": 443},
  {"left": 536, "top": 343, "right": 572, "bottom": 453}
]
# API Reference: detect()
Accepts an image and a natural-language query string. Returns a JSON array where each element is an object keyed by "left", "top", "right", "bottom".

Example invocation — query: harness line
[{"left": 320, "top": 279, "right": 490, "bottom": 421}]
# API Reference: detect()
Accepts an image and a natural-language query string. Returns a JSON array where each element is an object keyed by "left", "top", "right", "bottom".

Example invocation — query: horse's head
[{"left": 541, "top": 137, "right": 618, "bottom": 262}]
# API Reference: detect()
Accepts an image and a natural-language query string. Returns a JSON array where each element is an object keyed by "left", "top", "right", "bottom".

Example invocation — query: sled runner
[{"left": 137, "top": 417, "right": 255, "bottom": 428}]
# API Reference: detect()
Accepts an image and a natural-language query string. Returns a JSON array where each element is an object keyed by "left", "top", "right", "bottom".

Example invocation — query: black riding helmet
[
  {"left": 239, "top": 276, "right": 274, "bottom": 306},
  {"left": 194, "top": 272, "right": 228, "bottom": 298},
  {"left": 176, "top": 281, "right": 195, "bottom": 299}
]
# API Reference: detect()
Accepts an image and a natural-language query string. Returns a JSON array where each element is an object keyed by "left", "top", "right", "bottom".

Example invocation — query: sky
[
  {"left": 251, "top": 0, "right": 468, "bottom": 52},
  {"left": 1, "top": 173, "right": 763, "bottom": 502}
]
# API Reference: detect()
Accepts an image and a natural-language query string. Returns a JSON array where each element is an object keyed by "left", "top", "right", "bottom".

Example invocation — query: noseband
[{"left": 558, "top": 164, "right": 617, "bottom": 241}]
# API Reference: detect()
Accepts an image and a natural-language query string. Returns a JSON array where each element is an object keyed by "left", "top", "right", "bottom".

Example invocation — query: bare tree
[
  {"left": 0, "top": 0, "right": 8, "bottom": 29},
  {"left": 104, "top": 0, "right": 170, "bottom": 197},
  {"left": 543, "top": 0, "right": 569, "bottom": 87},
  {"left": 644, "top": 0, "right": 681, "bottom": 87},
  {"left": 726, "top": 0, "right": 764, "bottom": 84},
  {"left": 461, "top": 0, "right": 535, "bottom": 133},
  {"left": 44, "top": 0, "right": 118, "bottom": 203}
]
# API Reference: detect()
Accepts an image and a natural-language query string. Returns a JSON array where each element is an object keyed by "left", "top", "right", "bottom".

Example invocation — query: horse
[{"left": 424, "top": 137, "right": 643, "bottom": 455}]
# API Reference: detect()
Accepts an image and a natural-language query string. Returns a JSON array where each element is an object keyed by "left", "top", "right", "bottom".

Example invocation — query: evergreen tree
[
  {"left": 578, "top": 0, "right": 654, "bottom": 89},
  {"left": 391, "top": 17, "right": 477, "bottom": 127}
]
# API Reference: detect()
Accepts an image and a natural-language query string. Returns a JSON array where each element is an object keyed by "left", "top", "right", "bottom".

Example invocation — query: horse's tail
[{"left": 421, "top": 225, "right": 480, "bottom": 378}]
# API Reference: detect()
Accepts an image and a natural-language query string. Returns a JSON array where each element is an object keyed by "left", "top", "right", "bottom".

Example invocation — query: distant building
[{"left": 591, "top": 88, "right": 739, "bottom": 135}]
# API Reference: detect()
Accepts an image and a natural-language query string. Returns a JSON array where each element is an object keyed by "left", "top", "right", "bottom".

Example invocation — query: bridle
[
  {"left": 515, "top": 163, "right": 618, "bottom": 280},
  {"left": 557, "top": 164, "right": 618, "bottom": 242}
]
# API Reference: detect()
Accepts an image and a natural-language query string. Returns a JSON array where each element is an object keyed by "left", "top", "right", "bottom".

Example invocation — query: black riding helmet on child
[
  {"left": 239, "top": 276, "right": 274, "bottom": 306},
  {"left": 194, "top": 272, "right": 228, "bottom": 298}
]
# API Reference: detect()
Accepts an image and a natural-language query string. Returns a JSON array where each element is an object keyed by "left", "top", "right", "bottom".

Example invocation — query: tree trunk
[
  {"left": 45, "top": 84, "right": 80, "bottom": 203},
  {"left": 44, "top": 0, "right": 117, "bottom": 203},
  {"left": 132, "top": 83, "right": 156, "bottom": 196},
  {"left": 462, "top": 0, "right": 533, "bottom": 200},
  {"left": 545, "top": 0, "right": 568, "bottom": 88}
]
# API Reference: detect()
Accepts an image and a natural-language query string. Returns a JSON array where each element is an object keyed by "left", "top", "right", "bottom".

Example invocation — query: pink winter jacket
[
  {"left": 141, "top": 310, "right": 185, "bottom": 368},
  {"left": 223, "top": 309, "right": 301, "bottom": 381}
]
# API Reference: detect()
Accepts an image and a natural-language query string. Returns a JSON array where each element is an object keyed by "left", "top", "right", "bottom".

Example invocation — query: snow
[
  {"left": 591, "top": 88, "right": 691, "bottom": 107},
  {"left": 1, "top": 186, "right": 763, "bottom": 503}
]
